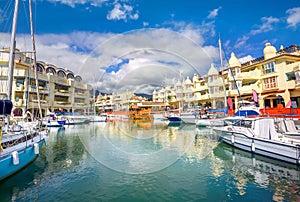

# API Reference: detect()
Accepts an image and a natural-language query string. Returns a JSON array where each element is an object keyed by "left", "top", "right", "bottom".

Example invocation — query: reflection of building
[
  {"left": 216, "top": 143, "right": 300, "bottom": 200},
  {"left": 95, "top": 91, "right": 150, "bottom": 112},
  {"left": 153, "top": 43, "right": 300, "bottom": 112},
  {"left": 0, "top": 48, "right": 92, "bottom": 117}
]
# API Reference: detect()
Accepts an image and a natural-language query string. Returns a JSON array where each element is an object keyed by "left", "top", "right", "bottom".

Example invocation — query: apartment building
[
  {"left": 153, "top": 43, "right": 300, "bottom": 111},
  {"left": 0, "top": 48, "right": 92, "bottom": 118}
]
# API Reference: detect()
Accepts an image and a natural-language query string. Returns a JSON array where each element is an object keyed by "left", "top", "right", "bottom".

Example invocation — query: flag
[
  {"left": 252, "top": 89, "right": 258, "bottom": 103},
  {"left": 285, "top": 100, "right": 292, "bottom": 108},
  {"left": 227, "top": 97, "right": 233, "bottom": 110}
]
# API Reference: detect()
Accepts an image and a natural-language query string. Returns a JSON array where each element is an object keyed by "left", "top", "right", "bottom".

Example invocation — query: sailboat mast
[
  {"left": 218, "top": 36, "right": 227, "bottom": 108},
  {"left": 7, "top": 0, "right": 19, "bottom": 101},
  {"left": 29, "top": 0, "right": 43, "bottom": 119}
]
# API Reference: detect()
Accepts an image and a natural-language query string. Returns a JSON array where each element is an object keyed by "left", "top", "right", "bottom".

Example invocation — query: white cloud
[
  {"left": 79, "top": 29, "right": 218, "bottom": 94},
  {"left": 233, "top": 36, "right": 249, "bottom": 49},
  {"left": 239, "top": 55, "right": 254, "bottom": 64},
  {"left": 106, "top": 3, "right": 139, "bottom": 21},
  {"left": 207, "top": 7, "right": 221, "bottom": 19},
  {"left": 286, "top": 7, "right": 300, "bottom": 27},
  {"left": 162, "top": 21, "right": 215, "bottom": 45},
  {"left": 143, "top": 21, "right": 149, "bottom": 27},
  {"left": 250, "top": 16, "right": 279, "bottom": 35},
  {"left": 0, "top": 28, "right": 218, "bottom": 94},
  {"left": 44, "top": 0, "right": 108, "bottom": 7}
]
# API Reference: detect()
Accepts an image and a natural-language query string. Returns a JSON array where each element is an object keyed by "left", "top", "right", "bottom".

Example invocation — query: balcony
[
  {"left": 14, "top": 83, "right": 24, "bottom": 91},
  {"left": 210, "top": 93, "right": 225, "bottom": 99},
  {"left": 74, "top": 102, "right": 87, "bottom": 107},
  {"left": 238, "top": 84, "right": 257, "bottom": 94},
  {"left": 14, "top": 69, "right": 26, "bottom": 77},
  {"left": 14, "top": 99, "right": 23, "bottom": 107},
  {"left": 194, "top": 86, "right": 208, "bottom": 92},
  {"left": 55, "top": 89, "right": 71, "bottom": 96},
  {"left": 239, "top": 69, "right": 261, "bottom": 80},
  {"left": 0, "top": 68, "right": 8, "bottom": 76},
  {"left": 53, "top": 101, "right": 72, "bottom": 108},
  {"left": 38, "top": 86, "right": 49, "bottom": 94},
  {"left": 75, "top": 91, "right": 86, "bottom": 98},
  {"left": 28, "top": 99, "right": 48, "bottom": 107},
  {"left": 194, "top": 94, "right": 210, "bottom": 100},
  {"left": 286, "top": 80, "right": 296, "bottom": 89}
]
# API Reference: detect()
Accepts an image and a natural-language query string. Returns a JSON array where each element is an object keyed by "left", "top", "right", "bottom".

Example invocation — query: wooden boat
[{"left": 127, "top": 104, "right": 153, "bottom": 120}]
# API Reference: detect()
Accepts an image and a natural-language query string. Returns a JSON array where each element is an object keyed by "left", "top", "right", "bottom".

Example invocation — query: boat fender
[
  {"left": 34, "top": 143, "right": 39, "bottom": 154},
  {"left": 12, "top": 151, "right": 19, "bottom": 165},
  {"left": 231, "top": 135, "right": 235, "bottom": 144},
  {"left": 232, "top": 155, "right": 235, "bottom": 162},
  {"left": 251, "top": 142, "right": 255, "bottom": 151}
]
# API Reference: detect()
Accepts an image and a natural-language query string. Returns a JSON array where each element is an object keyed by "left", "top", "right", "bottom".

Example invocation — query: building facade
[
  {"left": 0, "top": 48, "right": 92, "bottom": 118},
  {"left": 153, "top": 43, "right": 300, "bottom": 111}
]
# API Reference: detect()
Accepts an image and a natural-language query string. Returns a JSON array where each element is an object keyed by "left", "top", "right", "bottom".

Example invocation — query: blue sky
[{"left": 0, "top": 0, "right": 300, "bottom": 94}]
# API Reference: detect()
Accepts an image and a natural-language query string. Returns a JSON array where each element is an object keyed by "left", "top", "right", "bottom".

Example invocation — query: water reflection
[
  {"left": 1, "top": 122, "right": 299, "bottom": 201},
  {"left": 213, "top": 143, "right": 300, "bottom": 201},
  {"left": 80, "top": 121, "right": 218, "bottom": 174}
]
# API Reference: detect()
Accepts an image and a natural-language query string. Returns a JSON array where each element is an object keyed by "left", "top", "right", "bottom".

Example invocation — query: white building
[{"left": 0, "top": 48, "right": 92, "bottom": 118}]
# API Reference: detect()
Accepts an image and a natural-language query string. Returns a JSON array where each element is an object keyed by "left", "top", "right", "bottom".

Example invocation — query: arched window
[
  {"left": 36, "top": 63, "right": 44, "bottom": 73},
  {"left": 57, "top": 70, "right": 66, "bottom": 78},
  {"left": 67, "top": 73, "right": 75, "bottom": 80},
  {"left": 75, "top": 75, "right": 82, "bottom": 82},
  {"left": 46, "top": 67, "right": 56, "bottom": 75}
]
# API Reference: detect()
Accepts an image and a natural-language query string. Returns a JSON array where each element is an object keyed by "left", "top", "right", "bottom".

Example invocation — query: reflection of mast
[{"left": 29, "top": 0, "right": 43, "bottom": 119}]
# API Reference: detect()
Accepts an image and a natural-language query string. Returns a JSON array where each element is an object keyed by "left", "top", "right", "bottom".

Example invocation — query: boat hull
[
  {"left": 196, "top": 119, "right": 224, "bottom": 127},
  {"left": 167, "top": 116, "right": 182, "bottom": 123},
  {"left": 44, "top": 120, "right": 66, "bottom": 127},
  {"left": 215, "top": 128, "right": 300, "bottom": 164},
  {"left": 180, "top": 116, "right": 196, "bottom": 124},
  {"left": 0, "top": 138, "right": 45, "bottom": 181}
]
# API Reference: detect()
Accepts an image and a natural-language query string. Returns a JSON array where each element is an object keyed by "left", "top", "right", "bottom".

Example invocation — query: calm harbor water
[{"left": 1, "top": 120, "right": 300, "bottom": 201}]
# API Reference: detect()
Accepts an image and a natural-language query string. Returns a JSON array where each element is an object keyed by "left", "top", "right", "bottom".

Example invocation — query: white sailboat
[{"left": 0, "top": 0, "right": 48, "bottom": 181}]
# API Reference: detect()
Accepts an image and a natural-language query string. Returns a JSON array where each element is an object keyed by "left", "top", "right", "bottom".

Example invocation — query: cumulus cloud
[
  {"left": 286, "top": 7, "right": 300, "bottom": 27},
  {"left": 106, "top": 3, "right": 139, "bottom": 21},
  {"left": 250, "top": 16, "right": 279, "bottom": 35},
  {"left": 239, "top": 55, "right": 254, "bottom": 64},
  {"left": 79, "top": 29, "right": 218, "bottom": 94},
  {"left": 0, "top": 28, "right": 218, "bottom": 94}
]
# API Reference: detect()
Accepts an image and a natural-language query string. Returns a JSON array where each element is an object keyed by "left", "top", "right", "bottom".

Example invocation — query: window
[
  {"left": 214, "top": 86, "right": 219, "bottom": 94},
  {"left": 46, "top": 67, "right": 56, "bottom": 75},
  {"left": 263, "top": 62, "right": 275, "bottom": 74},
  {"left": 57, "top": 70, "right": 66, "bottom": 78},
  {"left": 263, "top": 76, "right": 277, "bottom": 89},
  {"left": 295, "top": 72, "right": 300, "bottom": 84},
  {"left": 286, "top": 72, "right": 296, "bottom": 81},
  {"left": 208, "top": 76, "right": 212, "bottom": 83},
  {"left": 36, "top": 64, "right": 44, "bottom": 73},
  {"left": 236, "top": 81, "right": 242, "bottom": 89},
  {"left": 209, "top": 87, "right": 214, "bottom": 94}
]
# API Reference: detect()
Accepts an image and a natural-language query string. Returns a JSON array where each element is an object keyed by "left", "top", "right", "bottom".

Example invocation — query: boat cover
[
  {"left": 253, "top": 118, "right": 279, "bottom": 140},
  {"left": 0, "top": 100, "right": 13, "bottom": 115}
]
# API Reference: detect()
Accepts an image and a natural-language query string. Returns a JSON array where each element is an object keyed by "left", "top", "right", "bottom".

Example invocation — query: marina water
[{"left": 1, "top": 121, "right": 300, "bottom": 201}]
